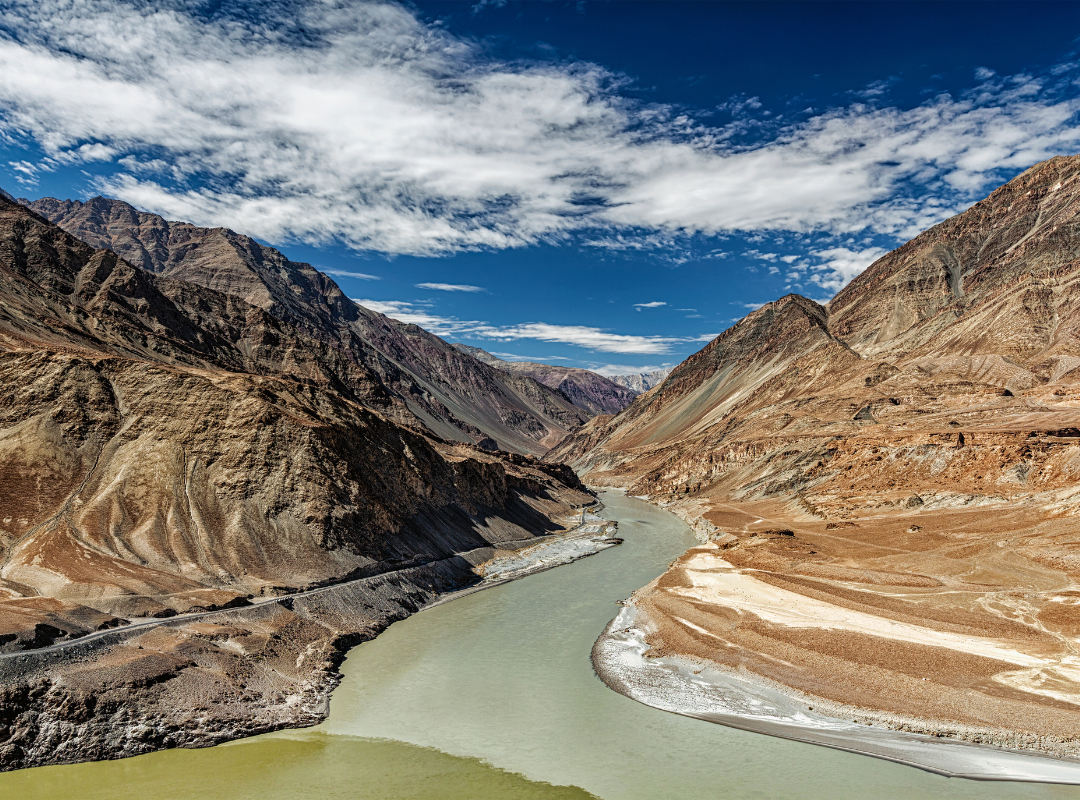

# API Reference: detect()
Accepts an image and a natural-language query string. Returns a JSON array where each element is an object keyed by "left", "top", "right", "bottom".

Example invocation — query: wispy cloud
[
  {"left": 415, "top": 282, "right": 487, "bottom": 293},
  {"left": 633, "top": 301, "right": 666, "bottom": 309},
  {"left": 589, "top": 363, "right": 675, "bottom": 377},
  {"left": 321, "top": 268, "right": 380, "bottom": 280},
  {"left": 1, "top": 3, "right": 1078, "bottom": 255},
  {"left": 488, "top": 352, "right": 571, "bottom": 362},
  {"left": 353, "top": 298, "right": 709, "bottom": 354}
]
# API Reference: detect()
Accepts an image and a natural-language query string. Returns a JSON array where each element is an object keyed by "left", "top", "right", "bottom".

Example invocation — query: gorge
[{"left": 5, "top": 154, "right": 1080, "bottom": 791}]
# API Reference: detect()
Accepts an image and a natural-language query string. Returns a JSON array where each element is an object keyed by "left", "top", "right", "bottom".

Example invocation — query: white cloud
[
  {"left": 804, "top": 246, "right": 890, "bottom": 293},
  {"left": 321, "top": 268, "right": 380, "bottom": 280},
  {"left": 353, "top": 299, "right": 481, "bottom": 335},
  {"left": 353, "top": 298, "right": 706, "bottom": 354},
  {"left": 633, "top": 301, "right": 666, "bottom": 309},
  {"left": 488, "top": 352, "right": 571, "bottom": 362},
  {"left": 0, "top": 2, "right": 1078, "bottom": 254},
  {"left": 415, "top": 282, "right": 487, "bottom": 292},
  {"left": 590, "top": 363, "right": 674, "bottom": 377},
  {"left": 476, "top": 322, "right": 685, "bottom": 354}
]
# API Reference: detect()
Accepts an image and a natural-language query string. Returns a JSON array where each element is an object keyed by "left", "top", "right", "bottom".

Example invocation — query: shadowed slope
[{"left": 0, "top": 194, "right": 590, "bottom": 621}]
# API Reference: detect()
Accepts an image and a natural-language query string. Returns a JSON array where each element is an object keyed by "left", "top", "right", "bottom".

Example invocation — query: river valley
[{"left": 3, "top": 492, "right": 1080, "bottom": 799}]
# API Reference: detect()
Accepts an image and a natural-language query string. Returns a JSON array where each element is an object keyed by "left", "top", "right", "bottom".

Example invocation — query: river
[{"left": 3, "top": 491, "right": 1080, "bottom": 799}]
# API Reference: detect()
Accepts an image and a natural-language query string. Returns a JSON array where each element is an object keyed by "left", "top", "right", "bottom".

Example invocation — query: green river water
[{"left": 4, "top": 491, "right": 1080, "bottom": 799}]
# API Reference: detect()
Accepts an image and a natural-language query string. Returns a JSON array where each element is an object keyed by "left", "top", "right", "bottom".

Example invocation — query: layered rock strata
[{"left": 23, "top": 197, "right": 588, "bottom": 455}]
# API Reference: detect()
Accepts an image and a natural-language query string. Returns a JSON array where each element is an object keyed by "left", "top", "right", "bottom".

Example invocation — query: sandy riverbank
[
  {"left": 592, "top": 600, "right": 1080, "bottom": 783},
  {"left": 589, "top": 489, "right": 1080, "bottom": 784}
]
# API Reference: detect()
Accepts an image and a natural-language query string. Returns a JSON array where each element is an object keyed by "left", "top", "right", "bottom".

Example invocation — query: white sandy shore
[{"left": 592, "top": 602, "right": 1080, "bottom": 784}]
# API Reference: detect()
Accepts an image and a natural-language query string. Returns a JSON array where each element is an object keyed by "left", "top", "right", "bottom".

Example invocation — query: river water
[{"left": 4, "top": 491, "right": 1080, "bottom": 799}]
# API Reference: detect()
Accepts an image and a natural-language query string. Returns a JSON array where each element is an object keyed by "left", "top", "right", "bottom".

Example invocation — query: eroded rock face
[
  {"left": 22, "top": 196, "right": 588, "bottom": 455},
  {"left": 0, "top": 195, "right": 593, "bottom": 769},
  {"left": 549, "top": 157, "right": 1080, "bottom": 507},
  {"left": 555, "top": 156, "right": 1080, "bottom": 751}
]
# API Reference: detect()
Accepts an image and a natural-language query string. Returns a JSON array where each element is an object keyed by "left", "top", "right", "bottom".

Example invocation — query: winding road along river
[{"left": 4, "top": 491, "right": 1080, "bottom": 799}]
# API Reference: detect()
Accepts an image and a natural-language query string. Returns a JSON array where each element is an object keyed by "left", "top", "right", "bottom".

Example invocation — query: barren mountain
[
  {"left": 23, "top": 197, "right": 587, "bottom": 454},
  {"left": 0, "top": 195, "right": 593, "bottom": 769},
  {"left": 605, "top": 367, "right": 672, "bottom": 393},
  {"left": 555, "top": 155, "right": 1080, "bottom": 755},
  {"left": 452, "top": 344, "right": 638, "bottom": 415}
]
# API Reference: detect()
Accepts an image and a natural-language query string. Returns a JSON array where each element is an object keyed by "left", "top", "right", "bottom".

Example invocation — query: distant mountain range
[
  {"left": 604, "top": 368, "right": 672, "bottom": 393},
  {"left": 451, "top": 344, "right": 638, "bottom": 415}
]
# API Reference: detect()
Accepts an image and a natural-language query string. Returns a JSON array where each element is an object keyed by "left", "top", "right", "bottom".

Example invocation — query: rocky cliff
[{"left": 23, "top": 197, "right": 588, "bottom": 455}]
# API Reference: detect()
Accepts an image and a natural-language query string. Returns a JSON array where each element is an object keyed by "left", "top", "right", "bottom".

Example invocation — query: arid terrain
[
  {"left": 0, "top": 194, "right": 598, "bottom": 770},
  {"left": 553, "top": 155, "right": 1080, "bottom": 756}
]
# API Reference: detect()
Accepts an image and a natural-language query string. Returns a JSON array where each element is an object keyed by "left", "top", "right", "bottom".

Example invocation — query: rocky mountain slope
[
  {"left": 452, "top": 344, "right": 638, "bottom": 415},
  {"left": 554, "top": 155, "right": 1080, "bottom": 755},
  {"left": 23, "top": 197, "right": 587, "bottom": 455},
  {"left": 0, "top": 195, "right": 594, "bottom": 769}
]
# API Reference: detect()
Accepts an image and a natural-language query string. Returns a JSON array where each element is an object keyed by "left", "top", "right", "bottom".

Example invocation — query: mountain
[
  {"left": 605, "top": 367, "right": 672, "bottom": 393},
  {"left": 22, "top": 197, "right": 588, "bottom": 455},
  {"left": 555, "top": 155, "right": 1080, "bottom": 751},
  {"left": 452, "top": 343, "right": 506, "bottom": 366},
  {"left": 0, "top": 194, "right": 595, "bottom": 768},
  {"left": 451, "top": 344, "right": 638, "bottom": 415},
  {"left": 0, "top": 192, "right": 591, "bottom": 613}
]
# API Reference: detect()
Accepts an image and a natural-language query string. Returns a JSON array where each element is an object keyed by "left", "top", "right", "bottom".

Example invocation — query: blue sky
[{"left": 2, "top": 1, "right": 1080, "bottom": 374}]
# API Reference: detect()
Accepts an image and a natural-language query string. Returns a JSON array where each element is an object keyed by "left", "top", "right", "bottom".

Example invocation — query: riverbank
[
  {"left": 589, "top": 491, "right": 1080, "bottom": 783},
  {"left": 0, "top": 506, "right": 618, "bottom": 773}
]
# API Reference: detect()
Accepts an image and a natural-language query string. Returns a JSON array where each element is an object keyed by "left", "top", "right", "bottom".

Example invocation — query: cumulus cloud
[
  {"left": 353, "top": 297, "right": 706, "bottom": 354},
  {"left": 0, "top": 1, "right": 1078, "bottom": 254},
  {"left": 415, "top": 282, "right": 487, "bottom": 292},
  {"left": 633, "top": 301, "right": 666, "bottom": 309}
]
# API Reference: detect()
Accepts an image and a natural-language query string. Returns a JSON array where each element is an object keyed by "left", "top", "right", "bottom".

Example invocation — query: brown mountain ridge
[
  {"left": 23, "top": 196, "right": 589, "bottom": 455},
  {"left": 555, "top": 154, "right": 1080, "bottom": 758},
  {"left": 0, "top": 194, "right": 595, "bottom": 770}
]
